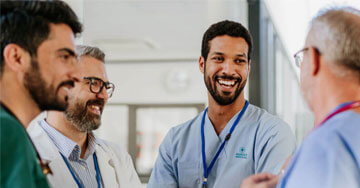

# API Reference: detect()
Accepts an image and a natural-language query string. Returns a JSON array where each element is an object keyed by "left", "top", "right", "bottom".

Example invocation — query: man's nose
[
  {"left": 221, "top": 59, "right": 236, "bottom": 75},
  {"left": 96, "top": 87, "right": 109, "bottom": 102}
]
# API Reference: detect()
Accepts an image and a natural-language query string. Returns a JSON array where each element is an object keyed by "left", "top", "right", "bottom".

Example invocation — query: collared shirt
[
  {"left": 148, "top": 103, "right": 296, "bottom": 188},
  {"left": 40, "top": 119, "right": 102, "bottom": 188},
  {"left": 278, "top": 110, "right": 360, "bottom": 188}
]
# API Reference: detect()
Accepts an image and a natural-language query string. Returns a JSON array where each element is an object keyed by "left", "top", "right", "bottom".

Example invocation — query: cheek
[{"left": 239, "top": 66, "right": 250, "bottom": 79}]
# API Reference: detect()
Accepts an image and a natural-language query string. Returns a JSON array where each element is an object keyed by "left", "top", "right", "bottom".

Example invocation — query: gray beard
[{"left": 64, "top": 102, "right": 101, "bottom": 132}]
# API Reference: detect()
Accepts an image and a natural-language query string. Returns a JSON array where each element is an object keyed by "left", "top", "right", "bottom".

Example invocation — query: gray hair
[
  {"left": 76, "top": 45, "right": 105, "bottom": 63},
  {"left": 309, "top": 7, "right": 360, "bottom": 77}
]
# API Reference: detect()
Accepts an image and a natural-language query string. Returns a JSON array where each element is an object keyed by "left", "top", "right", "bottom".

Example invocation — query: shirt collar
[{"left": 40, "top": 119, "right": 98, "bottom": 161}]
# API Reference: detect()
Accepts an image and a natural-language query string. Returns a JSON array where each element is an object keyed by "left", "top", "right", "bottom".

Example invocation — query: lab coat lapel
[
  {"left": 95, "top": 144, "right": 119, "bottom": 187},
  {"left": 28, "top": 123, "right": 78, "bottom": 188}
]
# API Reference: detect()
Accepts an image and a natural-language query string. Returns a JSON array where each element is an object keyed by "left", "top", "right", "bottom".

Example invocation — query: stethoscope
[
  {"left": 60, "top": 153, "right": 101, "bottom": 188},
  {"left": 201, "top": 101, "right": 249, "bottom": 188}
]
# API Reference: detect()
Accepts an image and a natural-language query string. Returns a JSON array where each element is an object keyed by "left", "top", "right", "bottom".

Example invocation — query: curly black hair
[{"left": 201, "top": 20, "right": 253, "bottom": 61}]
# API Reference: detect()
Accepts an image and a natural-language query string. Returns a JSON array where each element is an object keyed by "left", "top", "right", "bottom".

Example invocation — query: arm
[{"left": 147, "top": 128, "right": 178, "bottom": 188}]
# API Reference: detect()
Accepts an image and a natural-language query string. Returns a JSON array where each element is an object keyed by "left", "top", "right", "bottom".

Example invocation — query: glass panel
[
  {"left": 135, "top": 107, "right": 198, "bottom": 174},
  {"left": 94, "top": 105, "right": 129, "bottom": 150}
]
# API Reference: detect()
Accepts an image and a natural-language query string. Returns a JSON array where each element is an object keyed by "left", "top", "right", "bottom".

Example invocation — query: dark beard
[
  {"left": 64, "top": 99, "right": 104, "bottom": 132},
  {"left": 23, "top": 58, "right": 68, "bottom": 111},
  {"left": 204, "top": 66, "right": 246, "bottom": 106}
]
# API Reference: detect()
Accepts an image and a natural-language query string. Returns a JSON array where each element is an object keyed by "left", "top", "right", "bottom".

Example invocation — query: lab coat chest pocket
[{"left": 178, "top": 161, "right": 201, "bottom": 188}]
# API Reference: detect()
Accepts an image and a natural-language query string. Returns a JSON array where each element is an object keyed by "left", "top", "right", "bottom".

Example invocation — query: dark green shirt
[{"left": 0, "top": 105, "right": 49, "bottom": 188}]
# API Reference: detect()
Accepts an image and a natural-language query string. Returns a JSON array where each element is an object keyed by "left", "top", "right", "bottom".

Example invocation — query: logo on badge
[{"left": 235, "top": 147, "right": 248, "bottom": 159}]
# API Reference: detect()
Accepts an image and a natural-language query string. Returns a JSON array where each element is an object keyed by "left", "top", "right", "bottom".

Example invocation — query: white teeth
[
  {"left": 218, "top": 79, "right": 236, "bottom": 86},
  {"left": 90, "top": 105, "right": 101, "bottom": 114}
]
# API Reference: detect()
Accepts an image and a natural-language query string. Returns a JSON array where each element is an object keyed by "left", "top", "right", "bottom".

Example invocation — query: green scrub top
[{"left": 0, "top": 104, "right": 50, "bottom": 188}]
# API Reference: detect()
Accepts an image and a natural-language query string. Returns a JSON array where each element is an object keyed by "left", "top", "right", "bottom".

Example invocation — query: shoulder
[
  {"left": 247, "top": 104, "right": 289, "bottom": 127},
  {"left": 1, "top": 109, "right": 23, "bottom": 133},
  {"left": 282, "top": 114, "right": 360, "bottom": 187},
  {"left": 246, "top": 104, "right": 293, "bottom": 137},
  {"left": 171, "top": 113, "right": 202, "bottom": 135},
  {"left": 1, "top": 109, "right": 28, "bottom": 144},
  {"left": 303, "top": 112, "right": 360, "bottom": 156},
  {"left": 161, "top": 113, "right": 202, "bottom": 143}
]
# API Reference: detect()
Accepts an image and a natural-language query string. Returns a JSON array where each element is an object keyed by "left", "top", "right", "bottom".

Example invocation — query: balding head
[{"left": 307, "top": 7, "right": 360, "bottom": 79}]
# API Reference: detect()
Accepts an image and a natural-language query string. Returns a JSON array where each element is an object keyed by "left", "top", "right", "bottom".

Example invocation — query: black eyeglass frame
[{"left": 83, "top": 77, "right": 115, "bottom": 98}]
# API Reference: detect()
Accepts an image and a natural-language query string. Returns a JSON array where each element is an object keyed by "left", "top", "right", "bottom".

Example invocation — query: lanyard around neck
[
  {"left": 201, "top": 101, "right": 249, "bottom": 187},
  {"left": 316, "top": 100, "right": 360, "bottom": 128},
  {"left": 60, "top": 153, "right": 101, "bottom": 188}
]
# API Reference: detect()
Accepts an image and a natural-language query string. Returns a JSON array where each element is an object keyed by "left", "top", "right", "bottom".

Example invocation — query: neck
[
  {"left": 46, "top": 111, "right": 88, "bottom": 158},
  {"left": 0, "top": 77, "right": 41, "bottom": 127},
  {"left": 207, "top": 92, "right": 246, "bottom": 135},
  {"left": 312, "top": 79, "right": 360, "bottom": 125}
]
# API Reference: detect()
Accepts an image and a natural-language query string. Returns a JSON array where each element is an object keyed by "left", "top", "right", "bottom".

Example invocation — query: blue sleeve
[
  {"left": 255, "top": 120, "right": 296, "bottom": 174},
  {"left": 148, "top": 128, "right": 178, "bottom": 188},
  {"left": 281, "top": 132, "right": 360, "bottom": 188}
]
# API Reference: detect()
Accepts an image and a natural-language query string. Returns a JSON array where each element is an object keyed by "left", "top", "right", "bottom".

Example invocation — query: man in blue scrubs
[
  {"left": 241, "top": 7, "right": 360, "bottom": 188},
  {"left": 148, "top": 20, "right": 296, "bottom": 188}
]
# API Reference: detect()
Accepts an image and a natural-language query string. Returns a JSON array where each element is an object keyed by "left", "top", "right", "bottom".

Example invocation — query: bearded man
[
  {"left": 29, "top": 45, "right": 142, "bottom": 188},
  {"left": 148, "top": 20, "right": 296, "bottom": 188}
]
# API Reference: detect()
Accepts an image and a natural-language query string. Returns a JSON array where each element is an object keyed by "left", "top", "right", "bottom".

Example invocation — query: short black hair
[
  {"left": 0, "top": 0, "right": 83, "bottom": 74},
  {"left": 201, "top": 20, "right": 253, "bottom": 61}
]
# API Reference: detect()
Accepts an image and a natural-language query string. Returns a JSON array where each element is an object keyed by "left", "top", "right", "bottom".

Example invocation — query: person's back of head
[
  {"left": 301, "top": 7, "right": 360, "bottom": 124},
  {"left": 0, "top": 0, "right": 83, "bottom": 76},
  {"left": 308, "top": 7, "right": 360, "bottom": 82}
]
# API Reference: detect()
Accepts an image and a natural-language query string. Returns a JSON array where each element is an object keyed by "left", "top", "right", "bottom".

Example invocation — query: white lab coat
[{"left": 28, "top": 123, "right": 142, "bottom": 188}]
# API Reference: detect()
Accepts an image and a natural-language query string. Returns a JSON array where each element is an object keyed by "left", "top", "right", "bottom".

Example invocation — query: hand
[{"left": 241, "top": 173, "right": 279, "bottom": 188}]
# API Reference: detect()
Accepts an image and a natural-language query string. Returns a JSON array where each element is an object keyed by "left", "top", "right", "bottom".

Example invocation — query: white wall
[{"left": 79, "top": 0, "right": 249, "bottom": 104}]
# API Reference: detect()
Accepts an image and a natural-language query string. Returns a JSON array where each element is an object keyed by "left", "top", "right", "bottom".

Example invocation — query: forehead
[
  {"left": 208, "top": 35, "right": 249, "bottom": 56},
  {"left": 38, "top": 23, "right": 76, "bottom": 54},
  {"left": 78, "top": 55, "right": 108, "bottom": 81}
]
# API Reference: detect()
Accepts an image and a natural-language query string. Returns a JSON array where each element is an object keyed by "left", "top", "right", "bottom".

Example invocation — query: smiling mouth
[
  {"left": 86, "top": 99, "right": 105, "bottom": 116},
  {"left": 216, "top": 77, "right": 239, "bottom": 88},
  {"left": 88, "top": 104, "right": 102, "bottom": 115}
]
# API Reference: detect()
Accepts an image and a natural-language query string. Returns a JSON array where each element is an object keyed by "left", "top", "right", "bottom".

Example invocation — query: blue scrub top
[
  {"left": 278, "top": 111, "right": 360, "bottom": 188},
  {"left": 148, "top": 104, "right": 296, "bottom": 188}
]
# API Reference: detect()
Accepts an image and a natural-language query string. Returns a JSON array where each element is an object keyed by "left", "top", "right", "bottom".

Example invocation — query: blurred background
[{"left": 57, "top": 0, "right": 360, "bottom": 185}]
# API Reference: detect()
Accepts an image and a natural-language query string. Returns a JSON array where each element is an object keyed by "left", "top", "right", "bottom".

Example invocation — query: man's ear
[
  {"left": 199, "top": 56, "right": 205, "bottom": 74},
  {"left": 248, "top": 59, "right": 251, "bottom": 73},
  {"left": 3, "top": 44, "right": 31, "bottom": 73},
  {"left": 309, "top": 47, "right": 321, "bottom": 76}
]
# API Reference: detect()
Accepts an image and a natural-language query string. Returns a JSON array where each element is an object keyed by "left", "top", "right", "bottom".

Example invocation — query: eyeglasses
[
  {"left": 83, "top": 77, "right": 115, "bottom": 98},
  {"left": 293, "top": 47, "right": 309, "bottom": 67}
]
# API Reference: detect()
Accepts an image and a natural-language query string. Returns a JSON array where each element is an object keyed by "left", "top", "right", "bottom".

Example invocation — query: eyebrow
[
  {"left": 57, "top": 48, "right": 76, "bottom": 57},
  {"left": 83, "top": 76, "right": 109, "bottom": 82},
  {"left": 235, "top": 53, "right": 247, "bottom": 58},
  {"left": 211, "top": 52, "right": 247, "bottom": 58}
]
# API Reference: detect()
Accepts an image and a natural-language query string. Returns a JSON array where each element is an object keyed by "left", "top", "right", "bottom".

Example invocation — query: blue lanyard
[
  {"left": 60, "top": 153, "right": 101, "bottom": 188},
  {"left": 201, "top": 101, "right": 249, "bottom": 188}
]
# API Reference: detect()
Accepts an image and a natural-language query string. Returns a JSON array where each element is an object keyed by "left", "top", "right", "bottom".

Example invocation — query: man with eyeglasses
[
  {"left": 28, "top": 45, "right": 142, "bottom": 188},
  {"left": 0, "top": 1, "right": 82, "bottom": 187},
  {"left": 241, "top": 7, "right": 360, "bottom": 188}
]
